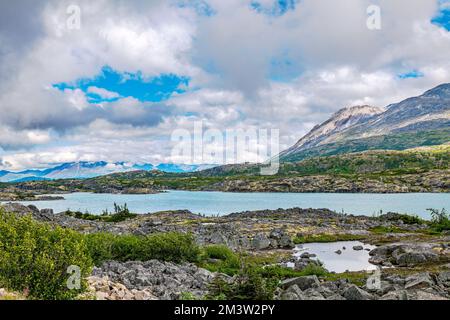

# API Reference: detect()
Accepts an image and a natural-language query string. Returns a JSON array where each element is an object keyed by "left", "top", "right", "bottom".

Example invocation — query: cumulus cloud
[
  {"left": 87, "top": 86, "right": 121, "bottom": 100},
  {"left": 0, "top": 0, "right": 449, "bottom": 169}
]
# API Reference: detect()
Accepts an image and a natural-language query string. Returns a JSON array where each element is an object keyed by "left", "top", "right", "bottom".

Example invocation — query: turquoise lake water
[{"left": 11, "top": 191, "right": 450, "bottom": 219}]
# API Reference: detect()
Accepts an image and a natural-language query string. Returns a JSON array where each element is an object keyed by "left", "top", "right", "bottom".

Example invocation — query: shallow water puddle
[{"left": 292, "top": 241, "right": 377, "bottom": 273}]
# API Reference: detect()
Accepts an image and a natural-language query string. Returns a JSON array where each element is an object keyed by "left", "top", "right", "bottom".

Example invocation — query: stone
[
  {"left": 278, "top": 235, "right": 295, "bottom": 248},
  {"left": 438, "top": 271, "right": 450, "bottom": 287},
  {"left": 396, "top": 252, "right": 427, "bottom": 267},
  {"left": 380, "top": 290, "right": 409, "bottom": 300},
  {"left": 252, "top": 234, "right": 271, "bottom": 250},
  {"left": 90, "top": 260, "right": 214, "bottom": 300},
  {"left": 280, "top": 285, "right": 304, "bottom": 300},
  {"left": 95, "top": 291, "right": 109, "bottom": 300},
  {"left": 40, "top": 208, "right": 54, "bottom": 215},
  {"left": 413, "top": 290, "right": 448, "bottom": 300},
  {"left": 280, "top": 276, "right": 320, "bottom": 291},
  {"left": 335, "top": 250, "right": 342, "bottom": 255},
  {"left": 404, "top": 273, "right": 434, "bottom": 290},
  {"left": 326, "top": 294, "right": 346, "bottom": 300},
  {"left": 353, "top": 245, "right": 364, "bottom": 251},
  {"left": 302, "top": 288, "right": 326, "bottom": 300},
  {"left": 342, "top": 284, "right": 374, "bottom": 300},
  {"left": 27, "top": 205, "right": 40, "bottom": 214},
  {"left": 369, "top": 243, "right": 442, "bottom": 267}
]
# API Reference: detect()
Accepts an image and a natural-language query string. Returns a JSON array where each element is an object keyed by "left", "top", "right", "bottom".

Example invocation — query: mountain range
[
  {"left": 0, "top": 162, "right": 217, "bottom": 183},
  {"left": 280, "top": 83, "right": 450, "bottom": 161},
  {"left": 1, "top": 83, "right": 449, "bottom": 182}
]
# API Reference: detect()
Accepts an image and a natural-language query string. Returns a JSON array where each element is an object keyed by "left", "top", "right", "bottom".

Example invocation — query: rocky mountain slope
[
  {"left": 282, "top": 105, "right": 385, "bottom": 156},
  {"left": 281, "top": 83, "right": 450, "bottom": 161}
]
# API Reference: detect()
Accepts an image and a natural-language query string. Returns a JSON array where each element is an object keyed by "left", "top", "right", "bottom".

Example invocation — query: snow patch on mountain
[{"left": 0, "top": 162, "right": 217, "bottom": 183}]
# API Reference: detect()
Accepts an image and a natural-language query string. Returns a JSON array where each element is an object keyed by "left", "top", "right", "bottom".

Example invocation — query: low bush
[
  {"left": 0, "top": 210, "right": 93, "bottom": 300},
  {"left": 65, "top": 203, "right": 137, "bottom": 223},
  {"left": 199, "top": 245, "right": 241, "bottom": 275},
  {"left": 85, "top": 232, "right": 200, "bottom": 266},
  {"left": 293, "top": 233, "right": 366, "bottom": 244},
  {"left": 259, "top": 263, "right": 328, "bottom": 280},
  {"left": 207, "top": 264, "right": 279, "bottom": 300},
  {"left": 205, "top": 252, "right": 328, "bottom": 300},
  {"left": 396, "top": 214, "right": 425, "bottom": 225},
  {"left": 369, "top": 226, "right": 406, "bottom": 234},
  {"left": 428, "top": 208, "right": 450, "bottom": 232}
]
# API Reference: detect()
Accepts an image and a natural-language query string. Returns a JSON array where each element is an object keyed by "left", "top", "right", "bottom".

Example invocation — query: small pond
[{"left": 291, "top": 241, "right": 378, "bottom": 273}]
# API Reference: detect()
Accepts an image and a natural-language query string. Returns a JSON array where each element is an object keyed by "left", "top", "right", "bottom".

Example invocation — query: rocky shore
[
  {"left": 201, "top": 170, "right": 450, "bottom": 193},
  {"left": 3, "top": 203, "right": 438, "bottom": 251},
  {"left": 0, "top": 192, "right": 64, "bottom": 202},
  {"left": 1, "top": 202, "right": 449, "bottom": 300}
]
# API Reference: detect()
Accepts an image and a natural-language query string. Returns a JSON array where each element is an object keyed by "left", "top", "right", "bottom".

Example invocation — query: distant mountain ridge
[
  {"left": 281, "top": 83, "right": 450, "bottom": 161},
  {"left": 282, "top": 105, "right": 385, "bottom": 156},
  {"left": 0, "top": 162, "right": 217, "bottom": 183}
]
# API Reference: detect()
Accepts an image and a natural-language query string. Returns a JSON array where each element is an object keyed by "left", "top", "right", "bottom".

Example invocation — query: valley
[{"left": 1, "top": 83, "right": 449, "bottom": 301}]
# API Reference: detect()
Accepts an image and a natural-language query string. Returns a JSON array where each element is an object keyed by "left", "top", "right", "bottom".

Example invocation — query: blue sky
[
  {"left": 432, "top": 6, "right": 450, "bottom": 30},
  {"left": 54, "top": 66, "right": 190, "bottom": 103},
  {"left": 250, "top": 0, "right": 298, "bottom": 16},
  {"left": 398, "top": 70, "right": 425, "bottom": 79}
]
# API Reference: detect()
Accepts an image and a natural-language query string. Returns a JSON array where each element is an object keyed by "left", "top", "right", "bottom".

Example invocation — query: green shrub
[
  {"left": 85, "top": 232, "right": 200, "bottom": 266},
  {"left": 207, "top": 264, "right": 279, "bottom": 300},
  {"left": 205, "top": 252, "right": 328, "bottom": 300},
  {"left": 382, "top": 213, "right": 425, "bottom": 225},
  {"left": 428, "top": 208, "right": 450, "bottom": 232},
  {"left": 259, "top": 263, "right": 328, "bottom": 280},
  {"left": 65, "top": 203, "right": 137, "bottom": 223},
  {"left": 369, "top": 226, "right": 406, "bottom": 234},
  {"left": 140, "top": 232, "right": 200, "bottom": 263},
  {"left": 396, "top": 214, "right": 424, "bottom": 225},
  {"left": 199, "top": 245, "right": 241, "bottom": 275},
  {"left": 293, "top": 233, "right": 366, "bottom": 244},
  {"left": 0, "top": 210, "right": 93, "bottom": 300}
]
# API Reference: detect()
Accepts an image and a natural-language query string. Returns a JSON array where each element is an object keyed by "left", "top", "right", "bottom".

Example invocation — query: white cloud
[
  {"left": 87, "top": 86, "right": 120, "bottom": 99},
  {"left": 0, "top": 0, "right": 449, "bottom": 169}
]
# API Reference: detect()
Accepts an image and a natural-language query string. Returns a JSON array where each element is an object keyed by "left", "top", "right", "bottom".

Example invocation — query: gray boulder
[
  {"left": 280, "top": 275, "right": 320, "bottom": 291},
  {"left": 342, "top": 284, "right": 374, "bottom": 300},
  {"left": 438, "top": 271, "right": 450, "bottom": 287},
  {"left": 252, "top": 234, "right": 271, "bottom": 250},
  {"left": 302, "top": 288, "right": 326, "bottom": 300},
  {"left": 369, "top": 242, "right": 443, "bottom": 267},
  {"left": 280, "top": 285, "right": 304, "bottom": 300},
  {"left": 92, "top": 260, "right": 216, "bottom": 300},
  {"left": 404, "top": 273, "right": 435, "bottom": 290},
  {"left": 380, "top": 290, "right": 409, "bottom": 300}
]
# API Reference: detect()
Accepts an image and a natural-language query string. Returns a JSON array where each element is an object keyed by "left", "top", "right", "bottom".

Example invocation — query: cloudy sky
[{"left": 0, "top": 0, "right": 449, "bottom": 170}]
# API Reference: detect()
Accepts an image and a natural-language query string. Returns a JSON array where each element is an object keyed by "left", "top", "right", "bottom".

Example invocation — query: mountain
[
  {"left": 0, "top": 162, "right": 217, "bottom": 183},
  {"left": 281, "top": 83, "right": 450, "bottom": 162},
  {"left": 281, "top": 105, "right": 385, "bottom": 157}
]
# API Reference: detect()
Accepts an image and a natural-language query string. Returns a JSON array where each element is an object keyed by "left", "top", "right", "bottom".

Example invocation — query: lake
[{"left": 10, "top": 191, "right": 450, "bottom": 219}]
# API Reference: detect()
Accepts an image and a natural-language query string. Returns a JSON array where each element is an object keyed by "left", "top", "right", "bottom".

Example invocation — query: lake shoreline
[{"left": 7, "top": 190, "right": 450, "bottom": 219}]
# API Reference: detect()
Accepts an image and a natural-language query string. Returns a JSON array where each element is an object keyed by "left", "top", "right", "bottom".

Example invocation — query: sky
[{"left": 0, "top": 0, "right": 449, "bottom": 170}]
